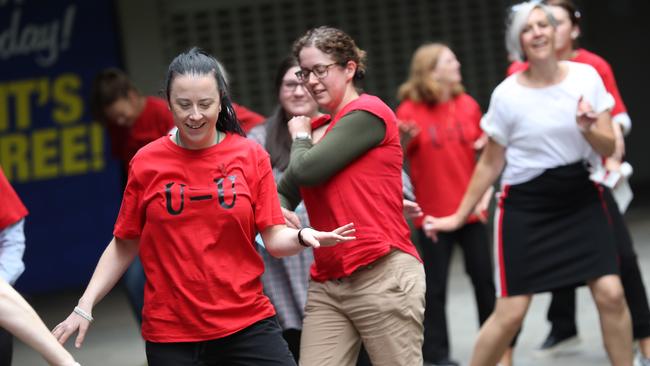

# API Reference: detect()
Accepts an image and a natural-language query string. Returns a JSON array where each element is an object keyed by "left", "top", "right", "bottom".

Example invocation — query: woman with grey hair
[{"left": 424, "top": 2, "right": 632, "bottom": 365}]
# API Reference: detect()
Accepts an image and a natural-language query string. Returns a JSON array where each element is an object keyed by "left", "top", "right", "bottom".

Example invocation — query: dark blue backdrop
[{"left": 0, "top": 0, "right": 123, "bottom": 294}]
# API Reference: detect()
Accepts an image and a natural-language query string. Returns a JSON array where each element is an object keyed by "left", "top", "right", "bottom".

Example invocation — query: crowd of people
[{"left": 2, "top": 1, "right": 647, "bottom": 366}]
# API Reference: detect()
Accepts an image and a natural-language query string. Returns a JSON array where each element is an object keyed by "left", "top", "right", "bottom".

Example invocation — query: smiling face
[
  {"left": 298, "top": 46, "right": 355, "bottom": 114},
  {"left": 279, "top": 66, "right": 319, "bottom": 118},
  {"left": 169, "top": 73, "right": 221, "bottom": 149},
  {"left": 430, "top": 47, "right": 462, "bottom": 86},
  {"left": 520, "top": 7, "right": 556, "bottom": 63}
]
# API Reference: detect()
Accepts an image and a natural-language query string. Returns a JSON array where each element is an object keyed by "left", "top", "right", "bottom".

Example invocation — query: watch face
[{"left": 296, "top": 132, "right": 311, "bottom": 140}]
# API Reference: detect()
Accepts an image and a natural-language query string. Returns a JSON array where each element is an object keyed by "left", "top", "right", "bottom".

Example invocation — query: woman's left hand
[
  {"left": 288, "top": 116, "right": 313, "bottom": 138},
  {"left": 403, "top": 199, "right": 423, "bottom": 219},
  {"left": 301, "top": 223, "right": 356, "bottom": 248}
]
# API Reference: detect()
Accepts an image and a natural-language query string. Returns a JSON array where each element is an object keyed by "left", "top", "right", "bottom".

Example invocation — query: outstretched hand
[
  {"left": 52, "top": 308, "right": 92, "bottom": 349},
  {"left": 422, "top": 214, "right": 463, "bottom": 242},
  {"left": 301, "top": 223, "right": 356, "bottom": 248}
]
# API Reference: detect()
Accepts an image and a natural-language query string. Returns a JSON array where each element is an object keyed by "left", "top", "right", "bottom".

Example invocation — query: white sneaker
[{"left": 635, "top": 350, "right": 650, "bottom": 366}]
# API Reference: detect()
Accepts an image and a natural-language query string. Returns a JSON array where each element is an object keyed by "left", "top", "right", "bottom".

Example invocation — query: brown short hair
[
  {"left": 90, "top": 68, "right": 137, "bottom": 123},
  {"left": 292, "top": 26, "right": 367, "bottom": 83}
]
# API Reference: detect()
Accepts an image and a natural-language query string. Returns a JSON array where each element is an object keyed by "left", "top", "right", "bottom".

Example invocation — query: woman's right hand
[
  {"left": 281, "top": 207, "right": 301, "bottom": 229},
  {"left": 422, "top": 214, "right": 463, "bottom": 242},
  {"left": 397, "top": 119, "right": 420, "bottom": 147},
  {"left": 52, "top": 307, "right": 92, "bottom": 349},
  {"left": 288, "top": 116, "right": 312, "bottom": 138}
]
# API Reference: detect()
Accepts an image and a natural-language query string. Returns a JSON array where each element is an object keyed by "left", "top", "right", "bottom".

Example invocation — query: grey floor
[{"left": 12, "top": 203, "right": 650, "bottom": 366}]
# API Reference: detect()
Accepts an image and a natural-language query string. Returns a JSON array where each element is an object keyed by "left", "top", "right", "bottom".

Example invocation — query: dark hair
[
  {"left": 164, "top": 47, "right": 244, "bottom": 136},
  {"left": 90, "top": 68, "right": 137, "bottom": 123},
  {"left": 264, "top": 56, "right": 299, "bottom": 171},
  {"left": 292, "top": 26, "right": 367, "bottom": 83},
  {"left": 544, "top": 0, "right": 581, "bottom": 26}
]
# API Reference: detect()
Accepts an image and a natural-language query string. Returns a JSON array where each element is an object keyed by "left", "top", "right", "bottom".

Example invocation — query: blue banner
[{"left": 1, "top": 0, "right": 123, "bottom": 293}]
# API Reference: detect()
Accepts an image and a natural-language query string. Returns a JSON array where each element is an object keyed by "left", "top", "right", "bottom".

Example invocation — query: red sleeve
[
  {"left": 113, "top": 160, "right": 145, "bottom": 239},
  {"left": 0, "top": 169, "right": 28, "bottom": 229},
  {"left": 593, "top": 61, "right": 627, "bottom": 117},
  {"left": 252, "top": 147, "right": 284, "bottom": 232},
  {"left": 506, "top": 61, "right": 527, "bottom": 77},
  {"left": 466, "top": 95, "right": 484, "bottom": 141},
  {"left": 233, "top": 103, "right": 265, "bottom": 133}
]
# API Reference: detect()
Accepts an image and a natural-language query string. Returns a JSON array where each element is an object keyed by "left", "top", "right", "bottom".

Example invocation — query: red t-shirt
[
  {"left": 233, "top": 103, "right": 265, "bottom": 133},
  {"left": 0, "top": 168, "right": 28, "bottom": 229},
  {"left": 107, "top": 97, "right": 175, "bottom": 164},
  {"left": 300, "top": 94, "right": 421, "bottom": 282},
  {"left": 396, "top": 94, "right": 484, "bottom": 227},
  {"left": 113, "top": 134, "right": 284, "bottom": 342},
  {"left": 507, "top": 49, "right": 627, "bottom": 118}
]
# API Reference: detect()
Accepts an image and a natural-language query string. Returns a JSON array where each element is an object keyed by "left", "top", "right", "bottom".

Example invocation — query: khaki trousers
[{"left": 299, "top": 250, "right": 425, "bottom": 366}]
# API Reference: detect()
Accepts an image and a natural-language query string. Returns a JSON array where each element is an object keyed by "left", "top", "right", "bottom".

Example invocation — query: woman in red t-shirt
[
  {"left": 396, "top": 43, "right": 495, "bottom": 366},
  {"left": 277, "top": 27, "right": 425, "bottom": 366},
  {"left": 52, "top": 48, "right": 354, "bottom": 366}
]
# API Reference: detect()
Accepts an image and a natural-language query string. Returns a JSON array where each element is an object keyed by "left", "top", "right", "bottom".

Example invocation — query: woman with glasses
[
  {"left": 396, "top": 43, "right": 495, "bottom": 366},
  {"left": 506, "top": 0, "right": 650, "bottom": 361},
  {"left": 276, "top": 26, "right": 425, "bottom": 366},
  {"left": 425, "top": 2, "right": 632, "bottom": 365},
  {"left": 247, "top": 55, "right": 321, "bottom": 362},
  {"left": 51, "top": 47, "right": 355, "bottom": 366}
]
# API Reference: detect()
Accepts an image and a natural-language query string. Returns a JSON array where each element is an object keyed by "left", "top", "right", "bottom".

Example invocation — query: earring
[{"left": 571, "top": 30, "right": 579, "bottom": 39}]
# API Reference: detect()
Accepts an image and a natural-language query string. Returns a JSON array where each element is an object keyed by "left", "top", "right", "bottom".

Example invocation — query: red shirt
[
  {"left": 233, "top": 103, "right": 265, "bottom": 133},
  {"left": 107, "top": 97, "right": 175, "bottom": 164},
  {"left": 396, "top": 94, "right": 484, "bottom": 227},
  {"left": 114, "top": 134, "right": 284, "bottom": 342},
  {"left": 507, "top": 49, "right": 627, "bottom": 119},
  {"left": 0, "top": 168, "right": 28, "bottom": 229},
  {"left": 300, "top": 94, "right": 421, "bottom": 282}
]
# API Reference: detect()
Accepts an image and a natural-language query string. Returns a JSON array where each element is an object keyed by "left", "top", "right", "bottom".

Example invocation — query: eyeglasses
[
  {"left": 281, "top": 81, "right": 303, "bottom": 92},
  {"left": 295, "top": 63, "right": 340, "bottom": 82}
]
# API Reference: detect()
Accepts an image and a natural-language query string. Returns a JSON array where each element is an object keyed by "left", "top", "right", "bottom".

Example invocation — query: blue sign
[{"left": 0, "top": 0, "right": 123, "bottom": 293}]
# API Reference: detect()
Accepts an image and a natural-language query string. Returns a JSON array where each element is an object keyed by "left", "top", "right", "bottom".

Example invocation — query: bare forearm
[
  {"left": 261, "top": 225, "right": 304, "bottom": 257},
  {"left": 0, "top": 281, "right": 76, "bottom": 366},
  {"left": 583, "top": 128, "right": 615, "bottom": 157},
  {"left": 78, "top": 237, "right": 139, "bottom": 310},
  {"left": 582, "top": 112, "right": 615, "bottom": 157},
  {"left": 455, "top": 141, "right": 505, "bottom": 221}
]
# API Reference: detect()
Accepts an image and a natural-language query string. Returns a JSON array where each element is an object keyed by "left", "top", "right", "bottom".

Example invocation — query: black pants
[
  {"left": 547, "top": 187, "right": 650, "bottom": 339},
  {"left": 419, "top": 222, "right": 496, "bottom": 361},
  {"left": 0, "top": 328, "right": 12, "bottom": 366},
  {"left": 146, "top": 316, "right": 296, "bottom": 366}
]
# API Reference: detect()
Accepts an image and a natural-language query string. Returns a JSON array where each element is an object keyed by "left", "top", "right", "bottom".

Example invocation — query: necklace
[{"left": 175, "top": 128, "right": 220, "bottom": 149}]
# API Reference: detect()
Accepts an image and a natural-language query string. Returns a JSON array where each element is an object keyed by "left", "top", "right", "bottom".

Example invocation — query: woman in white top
[{"left": 424, "top": 2, "right": 633, "bottom": 365}]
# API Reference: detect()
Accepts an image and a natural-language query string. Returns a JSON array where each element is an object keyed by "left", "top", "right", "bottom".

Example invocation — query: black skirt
[{"left": 494, "top": 162, "right": 618, "bottom": 297}]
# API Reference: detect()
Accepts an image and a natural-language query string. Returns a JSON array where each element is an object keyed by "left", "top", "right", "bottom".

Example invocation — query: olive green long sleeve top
[{"left": 277, "top": 110, "right": 386, "bottom": 209}]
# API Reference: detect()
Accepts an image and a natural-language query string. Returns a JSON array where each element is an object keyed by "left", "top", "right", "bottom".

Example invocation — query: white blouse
[{"left": 481, "top": 61, "right": 614, "bottom": 186}]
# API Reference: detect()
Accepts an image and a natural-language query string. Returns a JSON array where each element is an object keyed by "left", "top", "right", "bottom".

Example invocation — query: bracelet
[
  {"left": 297, "top": 228, "right": 309, "bottom": 247},
  {"left": 73, "top": 306, "right": 94, "bottom": 323}
]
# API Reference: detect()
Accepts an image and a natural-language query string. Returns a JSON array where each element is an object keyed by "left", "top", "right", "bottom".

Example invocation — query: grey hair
[{"left": 506, "top": 1, "right": 557, "bottom": 61}]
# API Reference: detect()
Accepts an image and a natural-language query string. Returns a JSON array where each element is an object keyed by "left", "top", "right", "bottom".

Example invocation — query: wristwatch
[{"left": 294, "top": 132, "right": 312, "bottom": 140}]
